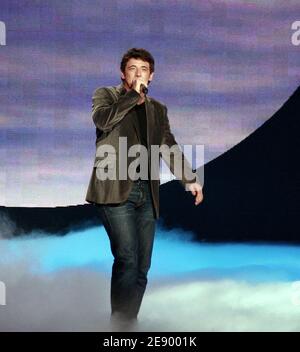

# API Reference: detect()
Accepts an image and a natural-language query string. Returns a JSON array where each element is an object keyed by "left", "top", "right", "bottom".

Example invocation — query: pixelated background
[{"left": 1, "top": 0, "right": 299, "bottom": 206}]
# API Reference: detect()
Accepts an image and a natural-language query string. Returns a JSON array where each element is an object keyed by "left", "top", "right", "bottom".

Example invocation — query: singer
[{"left": 85, "top": 47, "right": 203, "bottom": 330}]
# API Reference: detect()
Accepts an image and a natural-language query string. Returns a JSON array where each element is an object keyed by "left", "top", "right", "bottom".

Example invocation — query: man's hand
[
  {"left": 132, "top": 78, "right": 147, "bottom": 97},
  {"left": 131, "top": 78, "right": 148, "bottom": 105},
  {"left": 186, "top": 182, "right": 204, "bottom": 206}
]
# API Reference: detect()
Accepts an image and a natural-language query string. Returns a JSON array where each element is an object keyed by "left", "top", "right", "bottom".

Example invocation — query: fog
[{"left": 1, "top": 221, "right": 300, "bottom": 332}]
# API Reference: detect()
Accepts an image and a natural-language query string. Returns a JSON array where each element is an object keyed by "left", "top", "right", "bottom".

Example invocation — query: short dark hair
[{"left": 120, "top": 47, "right": 155, "bottom": 76}]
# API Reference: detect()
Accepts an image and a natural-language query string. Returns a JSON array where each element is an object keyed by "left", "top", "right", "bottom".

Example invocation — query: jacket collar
[{"left": 115, "top": 83, "right": 154, "bottom": 144}]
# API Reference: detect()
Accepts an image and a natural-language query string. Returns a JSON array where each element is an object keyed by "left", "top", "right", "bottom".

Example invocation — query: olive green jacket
[{"left": 85, "top": 83, "right": 198, "bottom": 219}]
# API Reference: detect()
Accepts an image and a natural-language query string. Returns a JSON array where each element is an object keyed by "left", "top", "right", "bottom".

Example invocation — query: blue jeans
[{"left": 96, "top": 179, "right": 156, "bottom": 320}]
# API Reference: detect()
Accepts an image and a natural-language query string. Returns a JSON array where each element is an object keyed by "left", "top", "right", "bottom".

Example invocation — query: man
[{"left": 85, "top": 48, "right": 203, "bottom": 329}]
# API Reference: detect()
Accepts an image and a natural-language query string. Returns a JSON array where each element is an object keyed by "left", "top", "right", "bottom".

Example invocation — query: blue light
[{"left": 2, "top": 226, "right": 300, "bottom": 283}]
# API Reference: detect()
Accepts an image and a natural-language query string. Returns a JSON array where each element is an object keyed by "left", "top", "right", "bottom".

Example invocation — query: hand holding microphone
[
  {"left": 140, "top": 84, "right": 148, "bottom": 95},
  {"left": 132, "top": 78, "right": 148, "bottom": 96}
]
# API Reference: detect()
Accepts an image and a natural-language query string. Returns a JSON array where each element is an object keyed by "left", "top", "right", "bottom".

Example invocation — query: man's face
[{"left": 121, "top": 58, "right": 154, "bottom": 90}]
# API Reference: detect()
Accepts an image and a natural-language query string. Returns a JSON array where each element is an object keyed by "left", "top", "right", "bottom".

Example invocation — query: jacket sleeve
[
  {"left": 92, "top": 87, "right": 140, "bottom": 132},
  {"left": 160, "top": 105, "right": 200, "bottom": 188}
]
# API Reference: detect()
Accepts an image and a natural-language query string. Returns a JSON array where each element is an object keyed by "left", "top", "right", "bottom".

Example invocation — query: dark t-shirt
[
  {"left": 134, "top": 102, "right": 148, "bottom": 176},
  {"left": 134, "top": 102, "right": 147, "bottom": 149}
]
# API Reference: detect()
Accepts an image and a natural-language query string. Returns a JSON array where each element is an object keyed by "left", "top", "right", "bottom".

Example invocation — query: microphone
[{"left": 140, "top": 84, "right": 148, "bottom": 95}]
